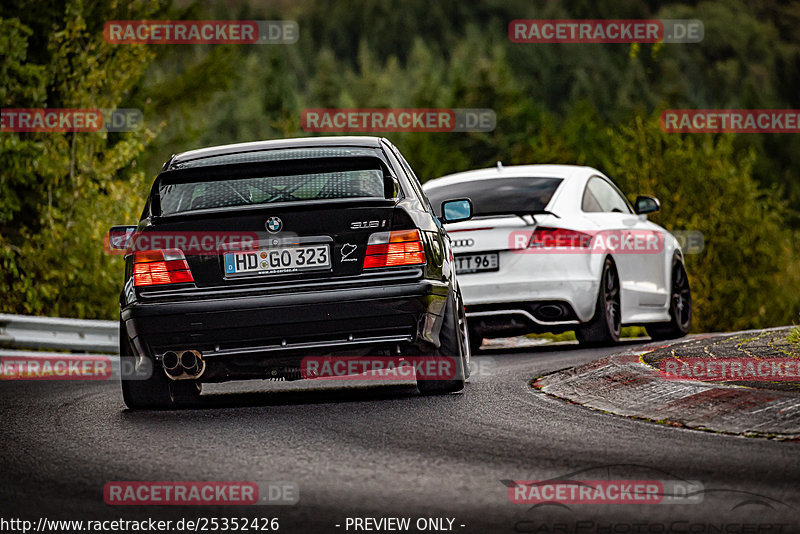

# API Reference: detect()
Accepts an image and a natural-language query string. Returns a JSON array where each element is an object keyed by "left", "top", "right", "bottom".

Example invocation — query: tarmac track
[{"left": 1, "top": 337, "right": 797, "bottom": 533}]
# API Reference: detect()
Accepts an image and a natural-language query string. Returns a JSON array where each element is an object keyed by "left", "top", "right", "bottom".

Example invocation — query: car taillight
[
  {"left": 529, "top": 227, "right": 592, "bottom": 249},
  {"left": 133, "top": 249, "right": 194, "bottom": 286},
  {"left": 363, "top": 229, "right": 426, "bottom": 268}
]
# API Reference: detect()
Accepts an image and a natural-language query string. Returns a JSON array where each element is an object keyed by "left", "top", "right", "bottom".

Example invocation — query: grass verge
[{"left": 788, "top": 326, "right": 800, "bottom": 347}]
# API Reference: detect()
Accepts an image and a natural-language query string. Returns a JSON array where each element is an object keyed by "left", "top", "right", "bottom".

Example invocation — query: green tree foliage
[
  {"left": 0, "top": 0, "right": 238, "bottom": 318},
  {"left": 601, "top": 115, "right": 800, "bottom": 332},
  {"left": 0, "top": 2, "right": 158, "bottom": 318}
]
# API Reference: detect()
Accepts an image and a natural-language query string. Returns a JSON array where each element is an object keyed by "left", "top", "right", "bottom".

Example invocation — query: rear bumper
[
  {"left": 461, "top": 278, "right": 599, "bottom": 326},
  {"left": 122, "top": 280, "right": 450, "bottom": 376},
  {"left": 456, "top": 250, "right": 603, "bottom": 325},
  {"left": 466, "top": 299, "right": 582, "bottom": 337}
]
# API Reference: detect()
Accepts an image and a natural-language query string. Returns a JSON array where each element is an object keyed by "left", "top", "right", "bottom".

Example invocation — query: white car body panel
[{"left": 424, "top": 164, "right": 681, "bottom": 336}]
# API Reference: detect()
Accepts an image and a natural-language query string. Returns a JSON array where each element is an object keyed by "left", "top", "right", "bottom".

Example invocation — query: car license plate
[
  {"left": 224, "top": 245, "right": 331, "bottom": 276},
  {"left": 455, "top": 253, "right": 499, "bottom": 274}
]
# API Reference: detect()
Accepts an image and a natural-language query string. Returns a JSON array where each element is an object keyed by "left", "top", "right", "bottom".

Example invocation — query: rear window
[
  {"left": 159, "top": 169, "right": 386, "bottom": 215},
  {"left": 425, "top": 177, "right": 562, "bottom": 216},
  {"left": 156, "top": 149, "right": 399, "bottom": 216}
]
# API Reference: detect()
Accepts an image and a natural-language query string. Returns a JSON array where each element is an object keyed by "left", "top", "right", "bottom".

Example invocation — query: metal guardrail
[{"left": 0, "top": 314, "right": 119, "bottom": 353}]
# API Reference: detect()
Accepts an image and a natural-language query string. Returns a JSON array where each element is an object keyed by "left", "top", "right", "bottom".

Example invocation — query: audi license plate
[
  {"left": 455, "top": 253, "right": 499, "bottom": 274},
  {"left": 224, "top": 245, "right": 331, "bottom": 276}
]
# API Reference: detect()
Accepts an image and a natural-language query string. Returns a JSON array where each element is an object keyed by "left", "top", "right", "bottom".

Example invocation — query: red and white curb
[{"left": 533, "top": 337, "right": 800, "bottom": 439}]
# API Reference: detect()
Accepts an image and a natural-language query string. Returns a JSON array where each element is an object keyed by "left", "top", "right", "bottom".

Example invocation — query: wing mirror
[
  {"left": 634, "top": 195, "right": 660, "bottom": 215},
  {"left": 440, "top": 198, "right": 473, "bottom": 224},
  {"left": 106, "top": 225, "right": 137, "bottom": 252},
  {"left": 384, "top": 174, "right": 400, "bottom": 199}
]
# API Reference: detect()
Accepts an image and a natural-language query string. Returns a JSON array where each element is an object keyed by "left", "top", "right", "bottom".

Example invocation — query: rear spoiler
[{"left": 472, "top": 210, "right": 560, "bottom": 225}]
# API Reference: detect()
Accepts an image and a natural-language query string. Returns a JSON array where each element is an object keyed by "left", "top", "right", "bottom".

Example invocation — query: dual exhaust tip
[{"left": 162, "top": 350, "right": 205, "bottom": 380}]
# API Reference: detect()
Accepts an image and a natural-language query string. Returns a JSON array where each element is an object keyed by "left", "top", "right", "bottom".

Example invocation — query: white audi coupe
[{"left": 423, "top": 164, "right": 692, "bottom": 349}]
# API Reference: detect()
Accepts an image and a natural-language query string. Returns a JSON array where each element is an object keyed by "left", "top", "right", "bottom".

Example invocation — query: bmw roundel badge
[{"left": 266, "top": 217, "right": 283, "bottom": 233}]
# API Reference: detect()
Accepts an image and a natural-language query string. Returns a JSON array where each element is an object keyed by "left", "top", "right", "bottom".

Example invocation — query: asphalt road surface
[{"left": 1, "top": 338, "right": 798, "bottom": 533}]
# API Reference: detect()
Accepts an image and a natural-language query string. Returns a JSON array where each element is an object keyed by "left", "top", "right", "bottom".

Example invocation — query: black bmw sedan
[{"left": 109, "top": 136, "right": 473, "bottom": 408}]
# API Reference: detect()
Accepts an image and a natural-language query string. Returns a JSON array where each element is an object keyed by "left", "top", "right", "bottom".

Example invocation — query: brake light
[
  {"left": 529, "top": 227, "right": 592, "bottom": 249},
  {"left": 133, "top": 249, "right": 194, "bottom": 286},
  {"left": 363, "top": 229, "right": 426, "bottom": 268}
]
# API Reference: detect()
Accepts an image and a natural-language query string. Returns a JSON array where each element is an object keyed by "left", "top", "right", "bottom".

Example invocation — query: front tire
[
  {"left": 576, "top": 257, "right": 621, "bottom": 347},
  {"left": 647, "top": 258, "right": 692, "bottom": 340}
]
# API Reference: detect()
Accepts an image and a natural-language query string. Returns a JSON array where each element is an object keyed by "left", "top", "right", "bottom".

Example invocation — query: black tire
[
  {"left": 120, "top": 322, "right": 201, "bottom": 410},
  {"left": 576, "top": 257, "right": 621, "bottom": 347},
  {"left": 457, "top": 290, "right": 471, "bottom": 379},
  {"left": 647, "top": 258, "right": 692, "bottom": 340},
  {"left": 417, "top": 290, "right": 467, "bottom": 395}
]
